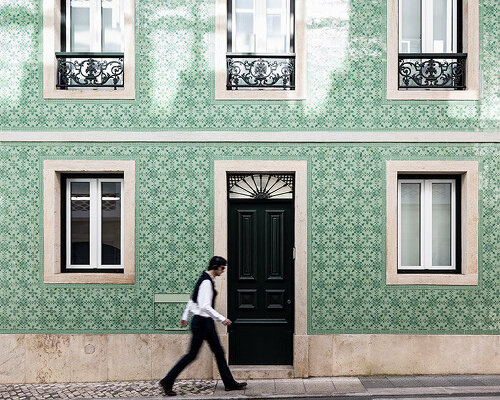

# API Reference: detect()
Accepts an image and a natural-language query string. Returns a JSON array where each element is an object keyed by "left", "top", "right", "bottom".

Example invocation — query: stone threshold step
[{"left": 229, "top": 365, "right": 294, "bottom": 380}]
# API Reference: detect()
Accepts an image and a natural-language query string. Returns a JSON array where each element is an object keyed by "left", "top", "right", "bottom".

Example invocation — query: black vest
[{"left": 191, "top": 271, "right": 217, "bottom": 308}]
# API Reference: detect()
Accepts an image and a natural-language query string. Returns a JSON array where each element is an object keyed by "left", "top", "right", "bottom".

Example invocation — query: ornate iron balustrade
[
  {"left": 398, "top": 53, "right": 467, "bottom": 90},
  {"left": 56, "top": 52, "right": 124, "bottom": 89},
  {"left": 226, "top": 53, "right": 295, "bottom": 90}
]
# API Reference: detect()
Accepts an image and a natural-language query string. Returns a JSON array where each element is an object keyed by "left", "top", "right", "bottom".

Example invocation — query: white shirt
[{"left": 181, "top": 272, "right": 226, "bottom": 323}]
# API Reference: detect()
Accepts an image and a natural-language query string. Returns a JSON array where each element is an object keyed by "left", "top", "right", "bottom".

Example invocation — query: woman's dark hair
[{"left": 208, "top": 256, "right": 227, "bottom": 270}]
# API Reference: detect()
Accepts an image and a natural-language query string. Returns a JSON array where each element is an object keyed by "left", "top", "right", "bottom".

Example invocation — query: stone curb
[{"left": 98, "top": 386, "right": 500, "bottom": 400}]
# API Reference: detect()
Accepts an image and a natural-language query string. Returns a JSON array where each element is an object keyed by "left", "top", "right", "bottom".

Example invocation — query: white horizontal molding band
[{"left": 0, "top": 131, "right": 499, "bottom": 142}]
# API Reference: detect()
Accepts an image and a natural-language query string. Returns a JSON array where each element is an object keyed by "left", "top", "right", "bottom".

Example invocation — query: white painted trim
[
  {"left": 0, "top": 131, "right": 499, "bottom": 142},
  {"left": 397, "top": 179, "right": 424, "bottom": 269},
  {"left": 213, "top": 159, "right": 308, "bottom": 376},
  {"left": 215, "top": 0, "right": 306, "bottom": 100},
  {"left": 43, "top": 0, "right": 135, "bottom": 99},
  {"left": 398, "top": 178, "right": 457, "bottom": 271},
  {"left": 387, "top": 0, "right": 479, "bottom": 100},
  {"left": 65, "top": 177, "right": 124, "bottom": 269}
]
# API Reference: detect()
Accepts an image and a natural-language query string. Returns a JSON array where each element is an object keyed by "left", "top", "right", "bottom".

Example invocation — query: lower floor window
[
  {"left": 63, "top": 174, "right": 124, "bottom": 272},
  {"left": 398, "top": 175, "right": 460, "bottom": 272}
]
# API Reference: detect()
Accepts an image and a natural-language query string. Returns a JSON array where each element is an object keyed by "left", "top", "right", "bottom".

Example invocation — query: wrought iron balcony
[
  {"left": 56, "top": 52, "right": 124, "bottom": 89},
  {"left": 226, "top": 53, "right": 295, "bottom": 90},
  {"left": 398, "top": 53, "right": 467, "bottom": 90}
]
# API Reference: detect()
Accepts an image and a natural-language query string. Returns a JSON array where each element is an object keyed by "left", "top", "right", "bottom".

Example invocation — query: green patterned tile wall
[
  {"left": 0, "top": 143, "right": 498, "bottom": 334},
  {"left": 0, "top": 0, "right": 499, "bottom": 131}
]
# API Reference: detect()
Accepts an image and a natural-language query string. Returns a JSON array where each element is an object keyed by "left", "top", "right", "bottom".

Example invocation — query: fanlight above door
[{"left": 227, "top": 173, "right": 294, "bottom": 199}]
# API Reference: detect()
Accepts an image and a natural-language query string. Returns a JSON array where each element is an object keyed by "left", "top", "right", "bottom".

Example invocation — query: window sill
[
  {"left": 44, "top": 273, "right": 134, "bottom": 284},
  {"left": 387, "top": 273, "right": 478, "bottom": 286},
  {"left": 43, "top": 87, "right": 135, "bottom": 100},
  {"left": 386, "top": 89, "right": 479, "bottom": 101},
  {"left": 215, "top": 89, "right": 306, "bottom": 101}
]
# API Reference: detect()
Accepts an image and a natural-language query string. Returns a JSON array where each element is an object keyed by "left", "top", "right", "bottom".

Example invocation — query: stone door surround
[{"left": 214, "top": 160, "right": 309, "bottom": 377}]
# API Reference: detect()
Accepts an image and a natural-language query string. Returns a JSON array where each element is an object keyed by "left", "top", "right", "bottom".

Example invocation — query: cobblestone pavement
[{"left": 0, "top": 380, "right": 216, "bottom": 400}]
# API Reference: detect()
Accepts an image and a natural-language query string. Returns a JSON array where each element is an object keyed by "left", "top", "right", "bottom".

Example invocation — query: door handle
[{"left": 286, "top": 299, "right": 292, "bottom": 305}]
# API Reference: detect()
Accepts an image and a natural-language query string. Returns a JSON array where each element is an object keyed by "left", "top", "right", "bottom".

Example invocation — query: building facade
[{"left": 0, "top": 0, "right": 499, "bottom": 384}]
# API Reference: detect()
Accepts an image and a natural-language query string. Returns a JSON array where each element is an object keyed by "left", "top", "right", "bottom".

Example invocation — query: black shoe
[
  {"left": 159, "top": 380, "right": 177, "bottom": 396},
  {"left": 225, "top": 381, "right": 247, "bottom": 391}
]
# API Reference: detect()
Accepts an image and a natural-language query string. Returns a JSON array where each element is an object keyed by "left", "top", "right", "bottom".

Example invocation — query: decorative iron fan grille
[{"left": 227, "top": 173, "right": 294, "bottom": 200}]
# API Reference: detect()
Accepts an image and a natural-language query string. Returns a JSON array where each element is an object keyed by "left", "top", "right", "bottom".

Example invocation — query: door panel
[
  {"left": 237, "top": 210, "right": 257, "bottom": 281},
  {"left": 265, "top": 210, "right": 285, "bottom": 280},
  {"left": 228, "top": 200, "right": 294, "bottom": 365}
]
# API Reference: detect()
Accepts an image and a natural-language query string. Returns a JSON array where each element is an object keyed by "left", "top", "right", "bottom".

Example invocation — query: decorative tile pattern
[
  {"left": 0, "top": 0, "right": 498, "bottom": 130},
  {"left": 154, "top": 303, "right": 190, "bottom": 331},
  {"left": 0, "top": 143, "right": 498, "bottom": 335}
]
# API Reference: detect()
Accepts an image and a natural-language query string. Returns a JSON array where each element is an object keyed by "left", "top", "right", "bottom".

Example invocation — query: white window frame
[
  {"left": 66, "top": 177, "right": 124, "bottom": 270},
  {"left": 387, "top": 0, "right": 479, "bottom": 100},
  {"left": 43, "top": 0, "right": 135, "bottom": 99},
  {"left": 215, "top": 0, "right": 306, "bottom": 100},
  {"left": 66, "top": 0, "right": 125, "bottom": 52},
  {"left": 397, "top": 178, "right": 456, "bottom": 271}
]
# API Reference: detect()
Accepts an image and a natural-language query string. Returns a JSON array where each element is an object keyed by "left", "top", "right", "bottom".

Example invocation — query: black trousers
[{"left": 162, "top": 315, "right": 236, "bottom": 387}]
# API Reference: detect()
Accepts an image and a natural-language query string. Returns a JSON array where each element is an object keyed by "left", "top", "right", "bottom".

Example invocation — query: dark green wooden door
[{"left": 228, "top": 200, "right": 294, "bottom": 365}]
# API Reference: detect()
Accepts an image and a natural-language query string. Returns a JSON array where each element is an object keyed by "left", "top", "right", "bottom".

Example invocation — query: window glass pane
[
  {"left": 236, "top": 0, "right": 253, "bottom": 8},
  {"left": 235, "top": 12, "right": 255, "bottom": 52},
  {"left": 101, "top": 182, "right": 121, "bottom": 265},
  {"left": 432, "top": 183, "right": 452, "bottom": 266},
  {"left": 70, "top": 0, "right": 91, "bottom": 51},
  {"left": 101, "top": 0, "right": 123, "bottom": 52},
  {"left": 266, "top": 14, "right": 285, "bottom": 53},
  {"left": 400, "top": 0, "right": 421, "bottom": 53},
  {"left": 432, "top": 0, "right": 451, "bottom": 52},
  {"left": 400, "top": 183, "right": 421, "bottom": 266},
  {"left": 267, "top": 0, "right": 283, "bottom": 8},
  {"left": 70, "top": 182, "right": 90, "bottom": 265}
]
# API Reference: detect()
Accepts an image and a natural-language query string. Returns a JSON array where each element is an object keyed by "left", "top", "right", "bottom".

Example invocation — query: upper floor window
[
  {"left": 231, "top": 0, "right": 293, "bottom": 54},
  {"left": 43, "top": 0, "right": 135, "bottom": 99},
  {"left": 398, "top": 0, "right": 465, "bottom": 91},
  {"left": 226, "top": 0, "right": 295, "bottom": 90},
  {"left": 215, "top": 0, "right": 305, "bottom": 99},
  {"left": 386, "top": 0, "right": 478, "bottom": 99},
  {"left": 56, "top": 0, "right": 124, "bottom": 90},
  {"left": 399, "top": 0, "right": 460, "bottom": 54},
  {"left": 62, "top": 0, "right": 124, "bottom": 53}
]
